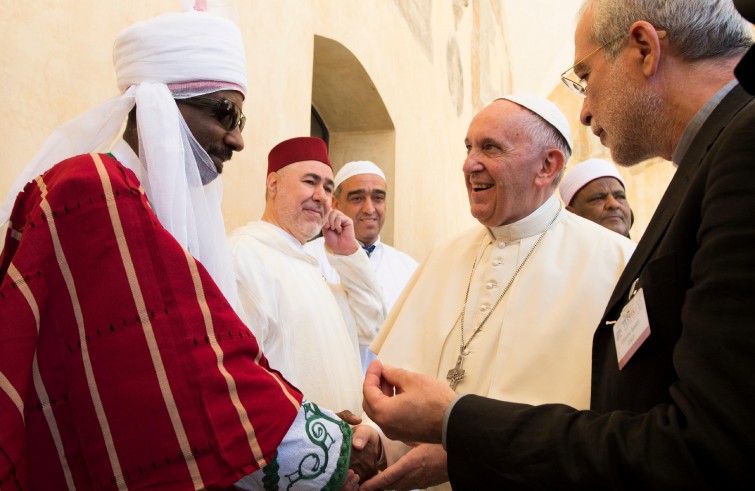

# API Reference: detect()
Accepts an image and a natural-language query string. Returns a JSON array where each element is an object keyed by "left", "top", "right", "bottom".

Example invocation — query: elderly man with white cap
[
  {"left": 560, "top": 158, "right": 633, "bottom": 237},
  {"left": 360, "top": 95, "right": 635, "bottom": 491},
  {"left": 305, "top": 160, "right": 418, "bottom": 374},
  {"left": 0, "top": 5, "right": 373, "bottom": 490}
]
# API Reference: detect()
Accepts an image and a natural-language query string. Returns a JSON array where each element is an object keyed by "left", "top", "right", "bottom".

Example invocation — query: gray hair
[
  {"left": 582, "top": 0, "right": 753, "bottom": 61},
  {"left": 520, "top": 114, "right": 572, "bottom": 186}
]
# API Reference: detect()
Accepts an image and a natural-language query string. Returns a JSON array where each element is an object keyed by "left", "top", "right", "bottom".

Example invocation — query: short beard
[{"left": 604, "top": 69, "right": 666, "bottom": 166}]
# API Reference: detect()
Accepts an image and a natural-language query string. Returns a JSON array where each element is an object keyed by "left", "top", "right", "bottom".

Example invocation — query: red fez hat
[{"left": 267, "top": 136, "right": 331, "bottom": 174}]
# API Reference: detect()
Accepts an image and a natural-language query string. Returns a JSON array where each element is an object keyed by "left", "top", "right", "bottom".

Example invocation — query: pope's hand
[
  {"left": 362, "top": 359, "right": 456, "bottom": 444},
  {"left": 323, "top": 209, "right": 359, "bottom": 256},
  {"left": 359, "top": 443, "right": 448, "bottom": 491},
  {"left": 339, "top": 470, "right": 360, "bottom": 491}
]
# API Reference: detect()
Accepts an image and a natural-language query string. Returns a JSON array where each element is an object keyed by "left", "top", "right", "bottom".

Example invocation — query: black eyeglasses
[
  {"left": 179, "top": 96, "right": 246, "bottom": 132},
  {"left": 560, "top": 29, "right": 667, "bottom": 97}
]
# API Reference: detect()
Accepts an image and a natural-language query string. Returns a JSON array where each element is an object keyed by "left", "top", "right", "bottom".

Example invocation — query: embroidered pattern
[
  {"left": 283, "top": 401, "right": 350, "bottom": 490},
  {"left": 239, "top": 401, "right": 352, "bottom": 490},
  {"left": 262, "top": 453, "right": 280, "bottom": 491}
]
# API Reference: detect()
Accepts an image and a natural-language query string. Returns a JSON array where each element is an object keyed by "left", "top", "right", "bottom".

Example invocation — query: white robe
[
  {"left": 371, "top": 196, "right": 636, "bottom": 490},
  {"left": 229, "top": 220, "right": 385, "bottom": 415},
  {"left": 305, "top": 236, "right": 419, "bottom": 373}
]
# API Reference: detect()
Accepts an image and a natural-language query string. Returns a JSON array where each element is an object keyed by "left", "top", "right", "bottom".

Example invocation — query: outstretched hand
[
  {"left": 359, "top": 443, "right": 448, "bottom": 491},
  {"left": 323, "top": 209, "right": 359, "bottom": 256},
  {"left": 362, "top": 359, "right": 457, "bottom": 444}
]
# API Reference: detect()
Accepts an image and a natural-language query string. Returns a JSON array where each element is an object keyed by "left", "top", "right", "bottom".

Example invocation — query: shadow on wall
[{"left": 311, "top": 35, "right": 397, "bottom": 245}]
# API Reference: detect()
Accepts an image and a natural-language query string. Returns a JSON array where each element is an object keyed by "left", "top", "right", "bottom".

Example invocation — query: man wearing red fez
[{"left": 229, "top": 137, "right": 386, "bottom": 417}]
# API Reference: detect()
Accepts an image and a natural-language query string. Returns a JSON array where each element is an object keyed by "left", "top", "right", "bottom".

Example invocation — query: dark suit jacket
[{"left": 446, "top": 85, "right": 755, "bottom": 490}]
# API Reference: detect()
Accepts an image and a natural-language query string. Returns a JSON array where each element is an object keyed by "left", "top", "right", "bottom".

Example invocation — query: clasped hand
[{"left": 337, "top": 410, "right": 382, "bottom": 490}]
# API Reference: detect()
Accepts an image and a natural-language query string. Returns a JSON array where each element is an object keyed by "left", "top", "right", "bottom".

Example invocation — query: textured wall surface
[{"left": 1, "top": 0, "right": 677, "bottom": 261}]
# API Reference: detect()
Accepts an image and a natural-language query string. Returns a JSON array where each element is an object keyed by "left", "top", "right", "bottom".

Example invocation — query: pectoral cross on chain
[{"left": 446, "top": 352, "right": 466, "bottom": 390}]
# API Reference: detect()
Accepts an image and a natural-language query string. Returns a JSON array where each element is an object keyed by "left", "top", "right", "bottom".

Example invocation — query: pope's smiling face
[{"left": 463, "top": 100, "right": 552, "bottom": 227}]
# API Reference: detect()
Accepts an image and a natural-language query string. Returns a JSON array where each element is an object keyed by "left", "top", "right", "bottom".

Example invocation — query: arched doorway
[{"left": 311, "top": 35, "right": 397, "bottom": 244}]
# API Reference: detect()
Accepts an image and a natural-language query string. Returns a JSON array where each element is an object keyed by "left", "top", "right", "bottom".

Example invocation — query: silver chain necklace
[{"left": 446, "top": 206, "right": 561, "bottom": 390}]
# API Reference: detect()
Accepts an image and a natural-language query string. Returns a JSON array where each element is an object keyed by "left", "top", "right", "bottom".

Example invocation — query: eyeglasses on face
[
  {"left": 560, "top": 29, "right": 666, "bottom": 97},
  {"left": 179, "top": 96, "right": 246, "bottom": 132}
]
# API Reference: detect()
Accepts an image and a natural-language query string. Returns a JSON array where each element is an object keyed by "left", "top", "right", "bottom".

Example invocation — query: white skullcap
[
  {"left": 559, "top": 158, "right": 626, "bottom": 205},
  {"left": 497, "top": 94, "right": 573, "bottom": 154},
  {"left": 114, "top": 11, "right": 247, "bottom": 95},
  {"left": 334, "top": 160, "right": 386, "bottom": 189}
]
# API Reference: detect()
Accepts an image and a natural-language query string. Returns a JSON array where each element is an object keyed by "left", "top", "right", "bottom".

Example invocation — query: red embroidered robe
[{"left": 0, "top": 153, "right": 302, "bottom": 490}]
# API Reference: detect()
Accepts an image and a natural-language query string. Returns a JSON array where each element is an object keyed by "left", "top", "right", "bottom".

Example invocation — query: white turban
[
  {"left": 497, "top": 94, "right": 573, "bottom": 154},
  {"left": 559, "top": 158, "right": 626, "bottom": 206},
  {"left": 334, "top": 161, "right": 386, "bottom": 190},
  {"left": 1, "top": 7, "right": 246, "bottom": 303},
  {"left": 114, "top": 11, "right": 247, "bottom": 94}
]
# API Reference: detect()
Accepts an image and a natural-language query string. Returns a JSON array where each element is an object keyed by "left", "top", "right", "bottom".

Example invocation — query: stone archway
[{"left": 311, "top": 35, "right": 397, "bottom": 244}]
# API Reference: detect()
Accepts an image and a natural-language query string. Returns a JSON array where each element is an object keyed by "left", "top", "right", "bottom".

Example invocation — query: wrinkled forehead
[
  {"left": 579, "top": 176, "right": 626, "bottom": 195},
  {"left": 573, "top": 6, "right": 599, "bottom": 64},
  {"left": 281, "top": 160, "right": 334, "bottom": 180},
  {"left": 341, "top": 173, "right": 387, "bottom": 191},
  {"left": 598, "top": 176, "right": 626, "bottom": 190},
  {"left": 467, "top": 100, "right": 529, "bottom": 140}
]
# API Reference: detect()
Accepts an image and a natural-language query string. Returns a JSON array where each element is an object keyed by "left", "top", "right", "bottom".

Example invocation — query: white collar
[
  {"left": 358, "top": 236, "right": 382, "bottom": 249},
  {"left": 487, "top": 195, "right": 562, "bottom": 242}
]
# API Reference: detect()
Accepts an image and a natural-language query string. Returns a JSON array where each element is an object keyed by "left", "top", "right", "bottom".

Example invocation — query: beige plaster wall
[{"left": 1, "top": 0, "right": 676, "bottom": 263}]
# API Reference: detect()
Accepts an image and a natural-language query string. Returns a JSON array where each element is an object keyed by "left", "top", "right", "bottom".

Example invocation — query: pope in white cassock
[
  {"left": 361, "top": 95, "right": 636, "bottom": 491},
  {"left": 229, "top": 137, "right": 386, "bottom": 416}
]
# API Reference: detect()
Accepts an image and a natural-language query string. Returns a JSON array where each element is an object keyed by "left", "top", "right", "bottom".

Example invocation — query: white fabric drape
[{"left": 0, "top": 10, "right": 247, "bottom": 303}]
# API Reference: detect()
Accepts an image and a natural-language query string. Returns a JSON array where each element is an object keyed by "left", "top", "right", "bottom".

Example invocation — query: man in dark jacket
[{"left": 364, "top": 0, "right": 755, "bottom": 488}]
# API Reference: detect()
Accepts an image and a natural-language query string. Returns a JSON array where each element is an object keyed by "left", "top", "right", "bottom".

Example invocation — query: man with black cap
[
  {"left": 229, "top": 136, "right": 386, "bottom": 417},
  {"left": 361, "top": 94, "right": 634, "bottom": 491}
]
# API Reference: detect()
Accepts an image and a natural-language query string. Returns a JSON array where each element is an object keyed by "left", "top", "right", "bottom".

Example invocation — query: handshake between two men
[{"left": 339, "top": 359, "right": 456, "bottom": 491}]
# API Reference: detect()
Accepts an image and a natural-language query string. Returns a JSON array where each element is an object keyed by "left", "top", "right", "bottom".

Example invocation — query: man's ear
[
  {"left": 566, "top": 204, "right": 576, "bottom": 213},
  {"left": 628, "top": 20, "right": 664, "bottom": 78},
  {"left": 331, "top": 195, "right": 339, "bottom": 210},
  {"left": 535, "top": 148, "right": 565, "bottom": 188},
  {"left": 266, "top": 172, "right": 279, "bottom": 198}
]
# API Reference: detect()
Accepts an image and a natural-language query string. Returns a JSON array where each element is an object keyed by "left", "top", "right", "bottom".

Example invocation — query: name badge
[{"left": 613, "top": 288, "right": 651, "bottom": 370}]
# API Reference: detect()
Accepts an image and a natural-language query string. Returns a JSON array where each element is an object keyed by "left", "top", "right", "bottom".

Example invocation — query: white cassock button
[
  {"left": 479, "top": 304, "right": 490, "bottom": 312},
  {"left": 486, "top": 281, "right": 497, "bottom": 290},
  {"left": 498, "top": 241, "right": 506, "bottom": 248},
  {"left": 492, "top": 258, "right": 502, "bottom": 266}
]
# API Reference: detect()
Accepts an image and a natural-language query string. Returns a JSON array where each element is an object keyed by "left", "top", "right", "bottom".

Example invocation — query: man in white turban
[
  {"left": 559, "top": 157, "right": 633, "bottom": 237},
  {"left": 0, "top": 5, "right": 375, "bottom": 490},
  {"left": 361, "top": 95, "right": 635, "bottom": 490}
]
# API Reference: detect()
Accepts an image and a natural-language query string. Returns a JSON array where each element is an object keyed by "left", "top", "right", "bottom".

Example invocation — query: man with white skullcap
[
  {"left": 229, "top": 137, "right": 386, "bottom": 417},
  {"left": 560, "top": 158, "right": 633, "bottom": 237},
  {"left": 359, "top": 95, "right": 635, "bottom": 491},
  {"left": 0, "top": 6, "right": 370, "bottom": 490},
  {"left": 304, "top": 160, "right": 418, "bottom": 374}
]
